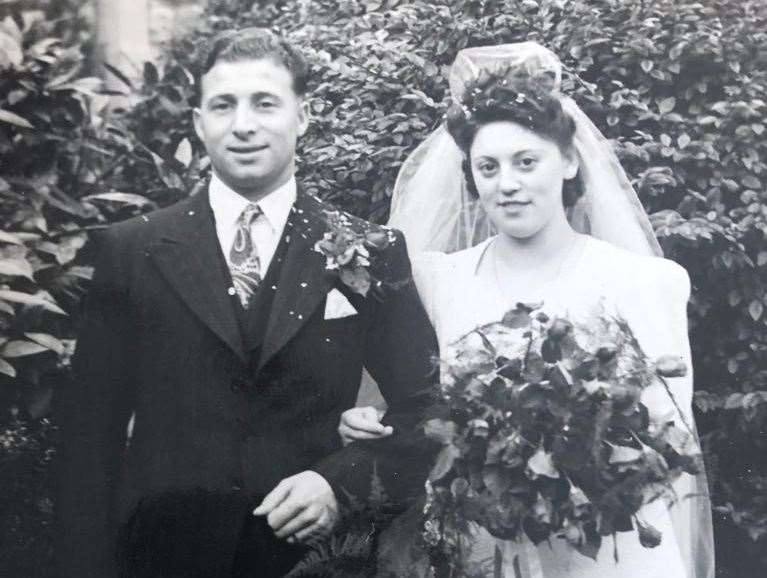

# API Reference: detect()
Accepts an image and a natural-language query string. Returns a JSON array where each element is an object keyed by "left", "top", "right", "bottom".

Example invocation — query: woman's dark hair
[
  {"left": 446, "top": 68, "right": 580, "bottom": 203},
  {"left": 194, "top": 27, "right": 309, "bottom": 104}
]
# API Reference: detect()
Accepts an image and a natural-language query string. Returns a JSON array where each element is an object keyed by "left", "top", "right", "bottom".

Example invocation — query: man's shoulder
[{"left": 100, "top": 195, "right": 198, "bottom": 245}]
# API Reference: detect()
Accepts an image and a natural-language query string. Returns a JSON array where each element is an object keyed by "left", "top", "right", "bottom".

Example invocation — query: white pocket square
[{"left": 324, "top": 288, "right": 357, "bottom": 320}]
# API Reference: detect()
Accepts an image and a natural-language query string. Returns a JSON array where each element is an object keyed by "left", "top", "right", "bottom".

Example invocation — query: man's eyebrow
[{"left": 205, "top": 91, "right": 282, "bottom": 102}]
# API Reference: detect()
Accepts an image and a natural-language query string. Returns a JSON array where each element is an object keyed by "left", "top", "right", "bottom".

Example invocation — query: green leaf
[
  {"left": 503, "top": 307, "right": 531, "bottom": 328},
  {"left": 174, "top": 138, "right": 193, "bottom": 168},
  {"left": 83, "top": 192, "right": 155, "bottom": 208},
  {"left": 2, "top": 340, "right": 48, "bottom": 358},
  {"left": 0, "top": 230, "right": 23, "bottom": 245},
  {"left": 0, "top": 258, "right": 34, "bottom": 280},
  {"left": 24, "top": 332, "right": 65, "bottom": 355},
  {"left": 658, "top": 97, "right": 676, "bottom": 114},
  {"left": 0, "top": 290, "right": 67, "bottom": 315},
  {"left": 147, "top": 150, "right": 186, "bottom": 190},
  {"left": 0, "top": 108, "right": 33, "bottom": 129},
  {"left": 526, "top": 446, "right": 560, "bottom": 479},
  {"left": 0, "top": 358, "right": 16, "bottom": 377},
  {"left": 103, "top": 62, "right": 134, "bottom": 90},
  {"left": 424, "top": 418, "right": 457, "bottom": 444},
  {"left": 429, "top": 444, "right": 460, "bottom": 481},
  {"left": 575, "top": 525, "right": 601, "bottom": 560},
  {"left": 607, "top": 443, "right": 643, "bottom": 464}
]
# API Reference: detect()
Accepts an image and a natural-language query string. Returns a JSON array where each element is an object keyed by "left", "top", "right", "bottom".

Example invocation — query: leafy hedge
[{"left": 1, "top": 0, "right": 766, "bottom": 576}]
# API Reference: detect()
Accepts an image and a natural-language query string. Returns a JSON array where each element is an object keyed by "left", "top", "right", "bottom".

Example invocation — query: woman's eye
[
  {"left": 210, "top": 102, "right": 231, "bottom": 111},
  {"left": 477, "top": 163, "right": 497, "bottom": 176},
  {"left": 518, "top": 157, "right": 538, "bottom": 169},
  {"left": 257, "top": 100, "right": 276, "bottom": 109}
]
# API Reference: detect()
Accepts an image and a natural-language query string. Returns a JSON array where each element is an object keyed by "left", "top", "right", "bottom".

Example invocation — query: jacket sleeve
[
  {"left": 313, "top": 230, "right": 440, "bottom": 511},
  {"left": 54, "top": 228, "right": 137, "bottom": 578}
]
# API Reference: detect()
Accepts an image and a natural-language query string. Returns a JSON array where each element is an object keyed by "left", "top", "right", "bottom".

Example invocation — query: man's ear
[
  {"left": 192, "top": 107, "right": 204, "bottom": 142},
  {"left": 296, "top": 98, "right": 310, "bottom": 137}
]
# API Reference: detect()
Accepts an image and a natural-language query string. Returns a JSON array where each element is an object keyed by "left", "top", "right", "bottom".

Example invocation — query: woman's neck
[{"left": 494, "top": 216, "right": 580, "bottom": 271}]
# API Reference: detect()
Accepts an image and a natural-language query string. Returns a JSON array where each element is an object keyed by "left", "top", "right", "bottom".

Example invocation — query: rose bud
[
  {"left": 365, "top": 230, "right": 390, "bottom": 249},
  {"left": 655, "top": 355, "right": 687, "bottom": 378},
  {"left": 596, "top": 344, "right": 618, "bottom": 362},
  {"left": 609, "top": 384, "right": 639, "bottom": 410},
  {"left": 564, "top": 522, "right": 583, "bottom": 546},
  {"left": 547, "top": 318, "right": 572, "bottom": 340},
  {"left": 637, "top": 520, "right": 663, "bottom": 548}
]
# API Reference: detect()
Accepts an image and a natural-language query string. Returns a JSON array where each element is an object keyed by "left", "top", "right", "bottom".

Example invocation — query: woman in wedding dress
[{"left": 339, "top": 43, "right": 714, "bottom": 578}]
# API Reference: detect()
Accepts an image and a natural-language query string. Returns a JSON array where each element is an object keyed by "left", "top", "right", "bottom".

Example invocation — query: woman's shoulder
[
  {"left": 413, "top": 238, "right": 493, "bottom": 275},
  {"left": 584, "top": 236, "right": 690, "bottom": 298}
]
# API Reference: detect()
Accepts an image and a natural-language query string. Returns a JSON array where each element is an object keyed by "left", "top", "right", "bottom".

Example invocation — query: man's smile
[{"left": 227, "top": 144, "right": 269, "bottom": 154}]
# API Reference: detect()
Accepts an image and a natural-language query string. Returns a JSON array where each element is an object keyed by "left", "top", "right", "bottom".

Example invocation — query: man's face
[{"left": 193, "top": 58, "right": 309, "bottom": 198}]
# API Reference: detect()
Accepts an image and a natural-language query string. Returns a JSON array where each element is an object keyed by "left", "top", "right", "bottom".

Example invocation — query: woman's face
[{"left": 470, "top": 121, "right": 577, "bottom": 240}]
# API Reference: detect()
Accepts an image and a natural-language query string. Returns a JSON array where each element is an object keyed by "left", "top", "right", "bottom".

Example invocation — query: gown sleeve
[
  {"left": 411, "top": 251, "right": 448, "bottom": 328},
  {"left": 614, "top": 254, "right": 714, "bottom": 578}
]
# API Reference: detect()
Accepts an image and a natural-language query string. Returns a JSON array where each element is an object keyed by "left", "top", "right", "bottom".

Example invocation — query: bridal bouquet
[{"left": 422, "top": 303, "right": 701, "bottom": 572}]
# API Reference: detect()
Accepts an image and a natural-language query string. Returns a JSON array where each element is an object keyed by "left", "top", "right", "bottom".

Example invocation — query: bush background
[{"left": 1, "top": 0, "right": 766, "bottom": 576}]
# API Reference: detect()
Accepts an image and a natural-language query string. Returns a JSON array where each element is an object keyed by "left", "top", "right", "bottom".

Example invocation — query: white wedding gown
[{"left": 406, "top": 234, "right": 710, "bottom": 578}]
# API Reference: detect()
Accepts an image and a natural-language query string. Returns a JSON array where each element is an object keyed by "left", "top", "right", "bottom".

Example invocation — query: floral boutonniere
[{"left": 313, "top": 210, "right": 397, "bottom": 297}]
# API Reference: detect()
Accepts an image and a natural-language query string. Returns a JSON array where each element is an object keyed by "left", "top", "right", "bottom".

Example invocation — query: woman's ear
[{"left": 563, "top": 147, "right": 579, "bottom": 180}]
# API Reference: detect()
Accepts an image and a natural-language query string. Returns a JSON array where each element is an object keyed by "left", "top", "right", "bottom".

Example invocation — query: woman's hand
[{"left": 338, "top": 406, "right": 393, "bottom": 446}]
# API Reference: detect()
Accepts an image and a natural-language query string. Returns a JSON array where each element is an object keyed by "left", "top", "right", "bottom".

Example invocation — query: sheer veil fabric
[{"left": 387, "top": 42, "right": 714, "bottom": 578}]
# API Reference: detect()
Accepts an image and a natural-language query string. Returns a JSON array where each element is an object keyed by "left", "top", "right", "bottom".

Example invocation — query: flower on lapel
[{"left": 314, "top": 210, "right": 397, "bottom": 297}]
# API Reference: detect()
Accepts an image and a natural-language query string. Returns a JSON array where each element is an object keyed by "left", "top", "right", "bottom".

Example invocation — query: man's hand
[{"left": 253, "top": 471, "right": 338, "bottom": 544}]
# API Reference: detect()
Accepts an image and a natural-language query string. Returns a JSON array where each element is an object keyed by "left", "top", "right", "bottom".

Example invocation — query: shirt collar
[{"left": 208, "top": 173, "right": 297, "bottom": 232}]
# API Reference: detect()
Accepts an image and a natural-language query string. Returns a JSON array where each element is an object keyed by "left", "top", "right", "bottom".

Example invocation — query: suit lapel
[
  {"left": 148, "top": 191, "right": 245, "bottom": 362},
  {"left": 257, "top": 191, "right": 336, "bottom": 371}
]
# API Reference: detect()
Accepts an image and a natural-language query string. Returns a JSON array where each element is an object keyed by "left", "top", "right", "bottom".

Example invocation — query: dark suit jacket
[{"left": 55, "top": 188, "right": 439, "bottom": 578}]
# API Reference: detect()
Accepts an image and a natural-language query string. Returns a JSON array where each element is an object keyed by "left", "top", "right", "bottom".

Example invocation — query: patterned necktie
[{"left": 229, "top": 204, "right": 263, "bottom": 309}]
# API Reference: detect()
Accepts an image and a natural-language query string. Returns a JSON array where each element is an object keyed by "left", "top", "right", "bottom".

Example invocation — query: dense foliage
[{"left": 1, "top": 0, "right": 766, "bottom": 575}]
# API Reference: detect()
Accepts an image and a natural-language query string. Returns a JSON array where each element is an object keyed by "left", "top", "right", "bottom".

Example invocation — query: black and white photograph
[{"left": 0, "top": 1, "right": 764, "bottom": 577}]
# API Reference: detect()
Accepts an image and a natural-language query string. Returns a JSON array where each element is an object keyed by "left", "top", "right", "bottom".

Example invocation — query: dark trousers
[
  {"left": 117, "top": 489, "right": 306, "bottom": 578},
  {"left": 231, "top": 514, "right": 307, "bottom": 578}
]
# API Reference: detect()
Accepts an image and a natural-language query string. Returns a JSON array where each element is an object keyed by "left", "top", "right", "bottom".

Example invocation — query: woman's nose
[{"left": 498, "top": 168, "right": 521, "bottom": 194}]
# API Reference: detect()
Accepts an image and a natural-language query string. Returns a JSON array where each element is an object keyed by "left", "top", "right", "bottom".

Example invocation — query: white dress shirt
[{"left": 208, "top": 173, "right": 297, "bottom": 276}]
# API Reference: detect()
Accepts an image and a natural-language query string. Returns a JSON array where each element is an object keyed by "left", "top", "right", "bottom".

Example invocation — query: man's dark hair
[{"left": 195, "top": 27, "right": 309, "bottom": 103}]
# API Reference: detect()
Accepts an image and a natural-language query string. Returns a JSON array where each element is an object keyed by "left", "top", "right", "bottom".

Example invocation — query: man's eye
[
  {"left": 211, "top": 102, "right": 231, "bottom": 111},
  {"left": 257, "top": 100, "right": 276, "bottom": 109}
]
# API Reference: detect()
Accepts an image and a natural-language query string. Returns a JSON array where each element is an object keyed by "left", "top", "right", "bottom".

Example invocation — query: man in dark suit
[{"left": 55, "top": 27, "right": 438, "bottom": 578}]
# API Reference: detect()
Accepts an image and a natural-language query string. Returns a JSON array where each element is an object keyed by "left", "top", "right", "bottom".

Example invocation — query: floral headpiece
[{"left": 445, "top": 67, "right": 560, "bottom": 135}]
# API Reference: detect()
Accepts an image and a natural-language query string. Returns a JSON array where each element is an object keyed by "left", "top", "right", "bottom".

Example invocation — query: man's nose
[{"left": 231, "top": 103, "right": 258, "bottom": 138}]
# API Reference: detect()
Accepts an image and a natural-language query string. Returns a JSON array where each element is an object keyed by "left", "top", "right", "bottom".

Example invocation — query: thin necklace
[{"left": 491, "top": 234, "right": 585, "bottom": 299}]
